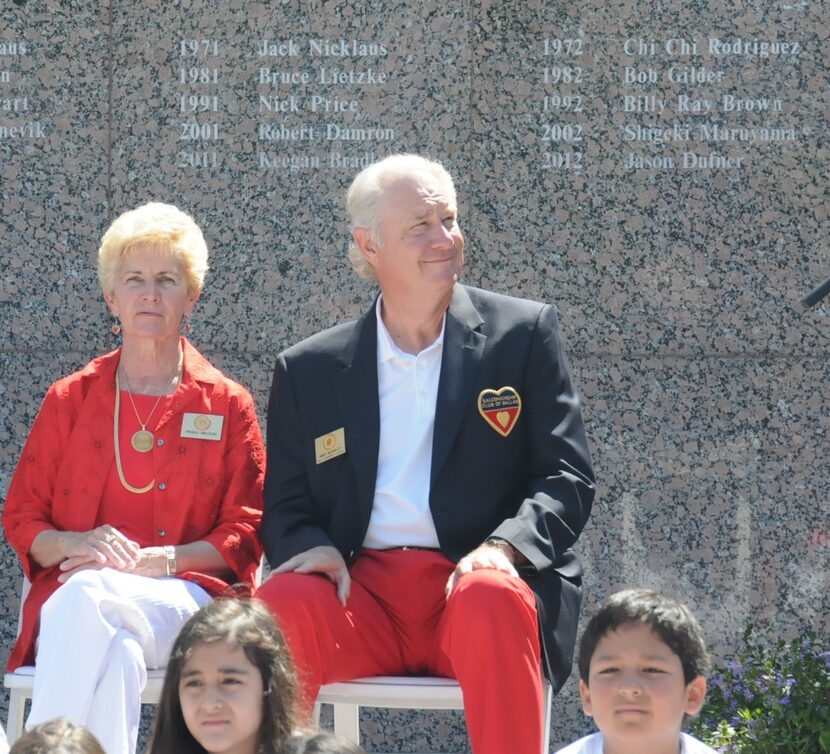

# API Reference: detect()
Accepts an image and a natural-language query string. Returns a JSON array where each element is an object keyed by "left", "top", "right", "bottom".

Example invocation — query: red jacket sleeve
[
  {"left": 198, "top": 385, "right": 265, "bottom": 586},
  {"left": 3, "top": 386, "right": 71, "bottom": 580}
]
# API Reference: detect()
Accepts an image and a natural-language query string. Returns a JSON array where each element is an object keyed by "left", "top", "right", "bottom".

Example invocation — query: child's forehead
[{"left": 594, "top": 621, "right": 676, "bottom": 658}]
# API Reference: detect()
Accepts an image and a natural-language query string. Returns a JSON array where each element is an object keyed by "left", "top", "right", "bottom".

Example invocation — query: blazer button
[
  {"left": 157, "top": 438, "right": 165, "bottom": 446},
  {"left": 158, "top": 482, "right": 167, "bottom": 490},
  {"left": 158, "top": 529, "right": 166, "bottom": 538}
]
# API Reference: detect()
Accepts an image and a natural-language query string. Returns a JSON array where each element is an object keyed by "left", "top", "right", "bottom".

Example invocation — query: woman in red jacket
[{"left": 3, "top": 203, "right": 265, "bottom": 754}]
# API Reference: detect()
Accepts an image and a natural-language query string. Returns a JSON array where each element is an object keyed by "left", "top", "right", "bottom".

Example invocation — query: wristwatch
[
  {"left": 163, "top": 545, "right": 178, "bottom": 577},
  {"left": 485, "top": 538, "right": 528, "bottom": 567}
]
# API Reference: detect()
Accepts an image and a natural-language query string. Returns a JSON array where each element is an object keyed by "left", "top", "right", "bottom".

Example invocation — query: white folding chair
[
  {"left": 315, "top": 675, "right": 553, "bottom": 753},
  {"left": 4, "top": 666, "right": 166, "bottom": 745},
  {"left": 2, "top": 575, "right": 170, "bottom": 744},
  {"left": 4, "top": 557, "right": 267, "bottom": 743}
]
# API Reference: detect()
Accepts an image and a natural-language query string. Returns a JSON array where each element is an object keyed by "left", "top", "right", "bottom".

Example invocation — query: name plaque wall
[{"left": 537, "top": 33, "right": 804, "bottom": 172}]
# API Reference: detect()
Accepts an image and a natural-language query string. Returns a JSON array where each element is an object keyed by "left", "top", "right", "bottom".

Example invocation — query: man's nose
[{"left": 430, "top": 222, "right": 455, "bottom": 247}]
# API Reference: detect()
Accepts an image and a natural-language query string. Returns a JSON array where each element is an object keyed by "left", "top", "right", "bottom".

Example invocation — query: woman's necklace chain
[
  {"left": 113, "top": 357, "right": 182, "bottom": 495},
  {"left": 114, "top": 372, "right": 154, "bottom": 494},
  {"left": 119, "top": 360, "right": 182, "bottom": 453}
]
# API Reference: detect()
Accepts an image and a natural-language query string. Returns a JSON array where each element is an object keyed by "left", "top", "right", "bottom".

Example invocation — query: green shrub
[{"left": 689, "top": 626, "right": 830, "bottom": 754}]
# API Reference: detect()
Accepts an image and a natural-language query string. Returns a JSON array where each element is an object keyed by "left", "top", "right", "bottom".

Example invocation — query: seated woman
[{"left": 2, "top": 203, "right": 265, "bottom": 754}]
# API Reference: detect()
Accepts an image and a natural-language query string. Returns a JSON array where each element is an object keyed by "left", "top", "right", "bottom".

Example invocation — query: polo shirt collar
[{"left": 375, "top": 294, "right": 446, "bottom": 364}]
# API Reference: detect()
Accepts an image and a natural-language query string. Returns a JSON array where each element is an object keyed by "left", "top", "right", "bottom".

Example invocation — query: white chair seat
[
  {"left": 319, "top": 676, "right": 464, "bottom": 709},
  {"left": 315, "top": 675, "right": 552, "bottom": 752},
  {"left": 3, "top": 560, "right": 266, "bottom": 746},
  {"left": 3, "top": 666, "right": 167, "bottom": 744}
]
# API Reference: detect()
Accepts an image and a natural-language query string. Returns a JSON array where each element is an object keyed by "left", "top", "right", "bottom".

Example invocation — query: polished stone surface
[{"left": 1, "top": 1, "right": 828, "bottom": 751}]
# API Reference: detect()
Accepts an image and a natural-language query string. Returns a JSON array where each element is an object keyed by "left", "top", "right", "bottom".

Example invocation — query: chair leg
[
  {"left": 332, "top": 702, "right": 360, "bottom": 744},
  {"left": 312, "top": 701, "right": 322, "bottom": 728},
  {"left": 6, "top": 690, "right": 28, "bottom": 745},
  {"left": 541, "top": 681, "right": 553, "bottom": 754}
]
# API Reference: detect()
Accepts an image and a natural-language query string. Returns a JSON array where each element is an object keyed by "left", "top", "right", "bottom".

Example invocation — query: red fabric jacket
[{"left": 3, "top": 339, "right": 265, "bottom": 669}]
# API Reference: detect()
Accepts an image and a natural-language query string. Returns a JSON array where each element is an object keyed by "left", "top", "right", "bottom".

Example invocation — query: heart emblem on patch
[{"left": 478, "top": 387, "right": 522, "bottom": 437}]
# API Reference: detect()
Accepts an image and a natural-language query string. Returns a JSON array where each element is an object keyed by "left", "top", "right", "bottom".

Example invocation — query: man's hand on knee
[
  {"left": 445, "top": 540, "right": 521, "bottom": 599},
  {"left": 271, "top": 545, "right": 351, "bottom": 606}
]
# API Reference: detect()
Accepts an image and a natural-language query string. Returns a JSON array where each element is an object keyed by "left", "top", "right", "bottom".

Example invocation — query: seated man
[{"left": 257, "top": 153, "right": 595, "bottom": 754}]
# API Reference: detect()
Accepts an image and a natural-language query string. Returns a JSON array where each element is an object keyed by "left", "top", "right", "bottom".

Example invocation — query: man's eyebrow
[{"left": 411, "top": 204, "right": 456, "bottom": 219}]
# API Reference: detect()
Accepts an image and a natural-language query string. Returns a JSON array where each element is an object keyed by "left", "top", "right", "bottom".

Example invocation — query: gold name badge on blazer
[
  {"left": 315, "top": 427, "right": 346, "bottom": 464},
  {"left": 181, "top": 413, "right": 224, "bottom": 441},
  {"left": 478, "top": 387, "right": 522, "bottom": 437}
]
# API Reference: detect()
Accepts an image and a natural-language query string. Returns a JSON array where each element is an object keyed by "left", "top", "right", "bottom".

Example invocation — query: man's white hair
[{"left": 345, "top": 154, "right": 457, "bottom": 280}]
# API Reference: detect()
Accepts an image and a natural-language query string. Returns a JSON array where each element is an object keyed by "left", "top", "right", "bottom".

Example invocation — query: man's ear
[
  {"left": 684, "top": 676, "right": 707, "bottom": 716},
  {"left": 353, "top": 227, "right": 377, "bottom": 267},
  {"left": 578, "top": 679, "right": 594, "bottom": 717}
]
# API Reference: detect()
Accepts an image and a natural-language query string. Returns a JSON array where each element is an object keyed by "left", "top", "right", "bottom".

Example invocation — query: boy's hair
[
  {"left": 284, "top": 732, "right": 369, "bottom": 754},
  {"left": 148, "top": 597, "right": 297, "bottom": 754},
  {"left": 10, "top": 718, "right": 105, "bottom": 754},
  {"left": 578, "top": 589, "right": 711, "bottom": 684}
]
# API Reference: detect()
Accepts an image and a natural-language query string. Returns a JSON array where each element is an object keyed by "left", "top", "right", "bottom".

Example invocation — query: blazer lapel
[
  {"left": 431, "top": 286, "right": 486, "bottom": 485},
  {"left": 334, "top": 306, "right": 380, "bottom": 527}
]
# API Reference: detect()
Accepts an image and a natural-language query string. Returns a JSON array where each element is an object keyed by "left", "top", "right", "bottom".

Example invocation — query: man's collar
[{"left": 375, "top": 293, "right": 446, "bottom": 363}]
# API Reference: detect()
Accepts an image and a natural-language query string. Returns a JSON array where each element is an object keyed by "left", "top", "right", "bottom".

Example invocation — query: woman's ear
[
  {"left": 184, "top": 288, "right": 200, "bottom": 317},
  {"left": 104, "top": 290, "right": 118, "bottom": 318}
]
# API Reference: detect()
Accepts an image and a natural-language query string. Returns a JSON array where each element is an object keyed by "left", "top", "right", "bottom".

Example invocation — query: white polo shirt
[{"left": 362, "top": 297, "right": 444, "bottom": 550}]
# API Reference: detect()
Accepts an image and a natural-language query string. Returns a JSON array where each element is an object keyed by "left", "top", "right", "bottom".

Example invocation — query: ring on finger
[{"left": 104, "top": 534, "right": 116, "bottom": 545}]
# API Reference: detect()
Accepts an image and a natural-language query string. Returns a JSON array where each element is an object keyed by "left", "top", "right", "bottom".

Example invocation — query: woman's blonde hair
[{"left": 98, "top": 202, "right": 209, "bottom": 294}]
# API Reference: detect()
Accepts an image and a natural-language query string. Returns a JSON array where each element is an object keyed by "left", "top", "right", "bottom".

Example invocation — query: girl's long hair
[{"left": 147, "top": 597, "right": 297, "bottom": 754}]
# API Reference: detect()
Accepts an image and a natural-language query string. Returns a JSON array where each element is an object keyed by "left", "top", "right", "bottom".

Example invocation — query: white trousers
[{"left": 27, "top": 569, "right": 211, "bottom": 754}]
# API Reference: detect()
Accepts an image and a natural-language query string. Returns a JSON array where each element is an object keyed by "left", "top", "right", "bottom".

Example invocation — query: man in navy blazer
[{"left": 258, "top": 154, "right": 595, "bottom": 754}]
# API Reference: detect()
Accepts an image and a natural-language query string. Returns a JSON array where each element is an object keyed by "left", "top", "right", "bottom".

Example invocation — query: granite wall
[{"left": 1, "top": 1, "right": 828, "bottom": 751}]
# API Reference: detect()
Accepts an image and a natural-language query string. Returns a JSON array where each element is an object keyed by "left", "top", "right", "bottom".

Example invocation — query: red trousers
[{"left": 256, "top": 549, "right": 544, "bottom": 754}]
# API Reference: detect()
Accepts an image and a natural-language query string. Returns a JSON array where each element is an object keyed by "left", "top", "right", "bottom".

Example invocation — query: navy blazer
[{"left": 262, "top": 284, "right": 595, "bottom": 691}]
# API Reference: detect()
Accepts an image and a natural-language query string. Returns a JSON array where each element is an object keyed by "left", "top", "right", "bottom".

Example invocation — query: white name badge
[{"left": 181, "top": 413, "right": 224, "bottom": 441}]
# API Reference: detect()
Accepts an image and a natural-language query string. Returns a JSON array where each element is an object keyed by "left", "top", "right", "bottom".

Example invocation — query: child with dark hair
[
  {"left": 148, "top": 598, "right": 297, "bottom": 754},
  {"left": 557, "top": 589, "right": 717, "bottom": 754},
  {"left": 283, "top": 732, "right": 367, "bottom": 754},
  {"left": 10, "top": 718, "right": 104, "bottom": 754}
]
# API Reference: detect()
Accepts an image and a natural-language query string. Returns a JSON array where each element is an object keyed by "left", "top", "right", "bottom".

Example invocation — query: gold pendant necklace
[
  {"left": 119, "top": 361, "right": 180, "bottom": 453},
  {"left": 114, "top": 371, "right": 154, "bottom": 494}
]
